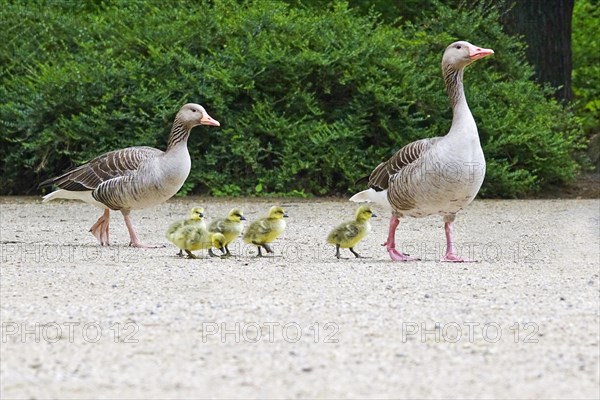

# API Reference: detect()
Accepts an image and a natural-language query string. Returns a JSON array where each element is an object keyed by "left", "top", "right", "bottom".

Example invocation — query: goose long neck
[
  {"left": 166, "top": 118, "right": 191, "bottom": 151},
  {"left": 444, "top": 65, "right": 467, "bottom": 110},
  {"left": 443, "top": 64, "right": 475, "bottom": 133}
]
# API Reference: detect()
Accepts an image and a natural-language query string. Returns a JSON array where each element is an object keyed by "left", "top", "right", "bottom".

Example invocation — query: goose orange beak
[
  {"left": 201, "top": 114, "right": 220, "bottom": 126},
  {"left": 469, "top": 45, "right": 494, "bottom": 60}
]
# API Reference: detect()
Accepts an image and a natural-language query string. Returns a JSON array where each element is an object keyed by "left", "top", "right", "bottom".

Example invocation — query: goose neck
[
  {"left": 444, "top": 66, "right": 467, "bottom": 110},
  {"left": 166, "top": 118, "right": 192, "bottom": 151},
  {"left": 444, "top": 65, "right": 476, "bottom": 134}
]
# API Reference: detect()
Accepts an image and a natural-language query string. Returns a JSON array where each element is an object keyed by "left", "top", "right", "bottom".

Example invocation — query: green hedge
[
  {"left": 0, "top": 0, "right": 584, "bottom": 197},
  {"left": 572, "top": 0, "right": 600, "bottom": 137}
]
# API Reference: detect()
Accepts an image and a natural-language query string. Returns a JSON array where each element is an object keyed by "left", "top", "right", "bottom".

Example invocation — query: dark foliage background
[{"left": 0, "top": 0, "right": 590, "bottom": 197}]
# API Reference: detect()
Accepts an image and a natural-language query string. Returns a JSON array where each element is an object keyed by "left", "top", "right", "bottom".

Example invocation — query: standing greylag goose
[
  {"left": 38, "top": 103, "right": 220, "bottom": 247},
  {"left": 350, "top": 41, "right": 493, "bottom": 262}
]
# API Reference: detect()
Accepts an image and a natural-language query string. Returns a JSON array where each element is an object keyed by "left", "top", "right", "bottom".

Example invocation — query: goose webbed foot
[
  {"left": 442, "top": 221, "right": 476, "bottom": 262},
  {"left": 220, "top": 249, "right": 232, "bottom": 259},
  {"left": 89, "top": 209, "right": 110, "bottom": 246},
  {"left": 185, "top": 250, "right": 198, "bottom": 259},
  {"left": 349, "top": 248, "right": 361, "bottom": 258},
  {"left": 254, "top": 243, "right": 273, "bottom": 257},
  {"left": 441, "top": 253, "right": 476, "bottom": 263},
  {"left": 385, "top": 215, "right": 418, "bottom": 261},
  {"left": 388, "top": 249, "right": 419, "bottom": 262},
  {"left": 129, "top": 241, "right": 165, "bottom": 248}
]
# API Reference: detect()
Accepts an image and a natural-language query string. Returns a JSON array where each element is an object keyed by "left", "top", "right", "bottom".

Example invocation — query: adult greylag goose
[
  {"left": 350, "top": 41, "right": 493, "bottom": 262},
  {"left": 38, "top": 103, "right": 220, "bottom": 247}
]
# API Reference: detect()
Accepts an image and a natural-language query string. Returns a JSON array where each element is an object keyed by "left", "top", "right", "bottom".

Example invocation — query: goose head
[
  {"left": 355, "top": 205, "right": 377, "bottom": 222},
  {"left": 189, "top": 207, "right": 204, "bottom": 221},
  {"left": 442, "top": 41, "right": 494, "bottom": 70},
  {"left": 211, "top": 233, "right": 226, "bottom": 252},
  {"left": 268, "top": 206, "right": 289, "bottom": 219},
  {"left": 177, "top": 103, "right": 221, "bottom": 128},
  {"left": 228, "top": 208, "right": 246, "bottom": 222}
]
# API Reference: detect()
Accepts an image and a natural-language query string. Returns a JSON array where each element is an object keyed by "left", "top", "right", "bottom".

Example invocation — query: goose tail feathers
[{"left": 349, "top": 188, "right": 392, "bottom": 211}]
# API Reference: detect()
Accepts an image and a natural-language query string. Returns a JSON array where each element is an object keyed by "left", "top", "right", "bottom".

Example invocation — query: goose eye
[{"left": 456, "top": 45, "right": 461, "bottom": 49}]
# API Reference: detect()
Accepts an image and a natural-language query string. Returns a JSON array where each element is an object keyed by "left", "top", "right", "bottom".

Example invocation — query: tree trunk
[{"left": 501, "top": 0, "right": 574, "bottom": 102}]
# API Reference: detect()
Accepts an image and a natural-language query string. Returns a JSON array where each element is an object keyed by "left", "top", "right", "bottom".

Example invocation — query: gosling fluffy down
[
  {"left": 169, "top": 224, "right": 225, "bottom": 259},
  {"left": 208, "top": 208, "right": 246, "bottom": 256},
  {"left": 243, "top": 206, "right": 288, "bottom": 257},
  {"left": 327, "top": 205, "right": 376, "bottom": 259},
  {"left": 166, "top": 207, "right": 206, "bottom": 256}
]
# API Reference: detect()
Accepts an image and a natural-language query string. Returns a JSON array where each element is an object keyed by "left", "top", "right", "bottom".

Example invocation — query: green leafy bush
[
  {"left": 572, "top": 0, "right": 600, "bottom": 136},
  {"left": 0, "top": 0, "right": 583, "bottom": 197}
]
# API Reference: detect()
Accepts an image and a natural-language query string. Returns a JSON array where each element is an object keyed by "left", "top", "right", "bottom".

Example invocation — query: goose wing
[
  {"left": 39, "top": 146, "right": 162, "bottom": 191},
  {"left": 328, "top": 222, "right": 360, "bottom": 243},
  {"left": 366, "top": 138, "right": 441, "bottom": 190},
  {"left": 208, "top": 219, "right": 225, "bottom": 234}
]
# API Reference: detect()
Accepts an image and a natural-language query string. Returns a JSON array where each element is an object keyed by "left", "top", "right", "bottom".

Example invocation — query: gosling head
[
  {"left": 355, "top": 205, "right": 377, "bottom": 222},
  {"left": 442, "top": 41, "right": 494, "bottom": 70},
  {"left": 211, "top": 233, "right": 226, "bottom": 252},
  {"left": 227, "top": 208, "right": 246, "bottom": 222},
  {"left": 189, "top": 207, "right": 205, "bottom": 221},
  {"left": 177, "top": 103, "right": 221, "bottom": 129},
  {"left": 268, "top": 206, "right": 289, "bottom": 219}
]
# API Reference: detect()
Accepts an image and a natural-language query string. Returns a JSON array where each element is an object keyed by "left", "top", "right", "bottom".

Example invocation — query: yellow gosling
[
  {"left": 243, "top": 206, "right": 288, "bottom": 257},
  {"left": 169, "top": 224, "right": 225, "bottom": 259},
  {"left": 165, "top": 207, "right": 205, "bottom": 257},
  {"left": 208, "top": 208, "right": 246, "bottom": 257},
  {"left": 327, "top": 205, "right": 377, "bottom": 259}
]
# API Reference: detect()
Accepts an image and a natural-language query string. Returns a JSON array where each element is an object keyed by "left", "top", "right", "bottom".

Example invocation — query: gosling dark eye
[{"left": 456, "top": 45, "right": 461, "bottom": 49}]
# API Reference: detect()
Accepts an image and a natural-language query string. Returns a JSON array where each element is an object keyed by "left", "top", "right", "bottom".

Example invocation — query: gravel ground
[{"left": 1, "top": 196, "right": 599, "bottom": 399}]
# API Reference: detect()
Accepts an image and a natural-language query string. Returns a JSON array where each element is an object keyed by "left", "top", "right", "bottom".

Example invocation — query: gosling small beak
[
  {"left": 240, "top": 216, "right": 247, "bottom": 221},
  {"left": 283, "top": 212, "right": 289, "bottom": 218},
  {"left": 372, "top": 213, "right": 378, "bottom": 218},
  {"left": 199, "top": 213, "right": 205, "bottom": 218},
  {"left": 201, "top": 113, "right": 220, "bottom": 126}
]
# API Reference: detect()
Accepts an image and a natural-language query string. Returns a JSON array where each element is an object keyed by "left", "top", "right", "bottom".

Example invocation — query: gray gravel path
[{"left": 1, "top": 197, "right": 599, "bottom": 399}]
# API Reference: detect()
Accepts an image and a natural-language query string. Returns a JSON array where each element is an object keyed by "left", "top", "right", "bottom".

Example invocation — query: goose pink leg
[
  {"left": 441, "top": 220, "right": 474, "bottom": 262},
  {"left": 89, "top": 209, "right": 110, "bottom": 246},
  {"left": 382, "top": 215, "right": 419, "bottom": 261},
  {"left": 122, "top": 210, "right": 164, "bottom": 248}
]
